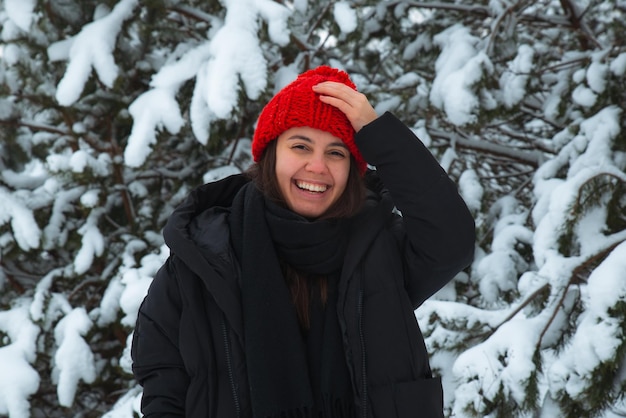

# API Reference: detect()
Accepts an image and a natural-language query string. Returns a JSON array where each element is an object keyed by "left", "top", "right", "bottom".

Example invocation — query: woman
[{"left": 131, "top": 66, "right": 475, "bottom": 418}]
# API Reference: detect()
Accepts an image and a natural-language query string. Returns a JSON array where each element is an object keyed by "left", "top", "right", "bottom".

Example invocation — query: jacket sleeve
[
  {"left": 355, "top": 112, "right": 476, "bottom": 307},
  {"left": 131, "top": 256, "right": 189, "bottom": 417}
]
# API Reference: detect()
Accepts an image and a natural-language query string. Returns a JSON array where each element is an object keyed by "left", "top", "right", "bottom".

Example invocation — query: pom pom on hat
[{"left": 252, "top": 66, "right": 367, "bottom": 174}]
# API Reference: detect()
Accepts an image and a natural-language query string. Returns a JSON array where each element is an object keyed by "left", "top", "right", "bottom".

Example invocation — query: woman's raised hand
[{"left": 313, "top": 82, "right": 378, "bottom": 132}]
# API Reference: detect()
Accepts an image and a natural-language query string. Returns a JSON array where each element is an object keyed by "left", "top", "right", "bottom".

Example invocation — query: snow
[
  {"left": 474, "top": 197, "right": 532, "bottom": 303},
  {"left": 47, "top": 37, "right": 74, "bottom": 62},
  {"left": 80, "top": 189, "right": 100, "bottom": 208},
  {"left": 2, "top": 1, "right": 625, "bottom": 416},
  {"left": 125, "top": 87, "right": 184, "bottom": 167},
  {"left": 205, "top": 23, "right": 266, "bottom": 118},
  {"left": 54, "top": 0, "right": 138, "bottom": 106},
  {"left": 203, "top": 165, "right": 243, "bottom": 183},
  {"left": 0, "top": 300, "right": 40, "bottom": 418},
  {"left": 0, "top": 187, "right": 41, "bottom": 250},
  {"left": 610, "top": 52, "right": 626, "bottom": 75},
  {"left": 569, "top": 106, "right": 621, "bottom": 174},
  {"left": 403, "top": 34, "right": 431, "bottom": 60},
  {"left": 572, "top": 84, "right": 597, "bottom": 107},
  {"left": 124, "top": 0, "right": 291, "bottom": 167},
  {"left": 430, "top": 24, "right": 494, "bottom": 126},
  {"left": 390, "top": 72, "right": 422, "bottom": 89},
  {"left": 118, "top": 245, "right": 169, "bottom": 327},
  {"left": 452, "top": 316, "right": 541, "bottom": 411},
  {"left": 53, "top": 308, "right": 97, "bottom": 407},
  {"left": 458, "top": 169, "right": 483, "bottom": 214},
  {"left": 4, "top": 0, "right": 36, "bottom": 32},
  {"left": 532, "top": 106, "right": 624, "bottom": 266},
  {"left": 41, "top": 186, "right": 85, "bottom": 250},
  {"left": 74, "top": 210, "right": 105, "bottom": 275},
  {"left": 548, "top": 242, "right": 626, "bottom": 398},
  {"left": 1, "top": 43, "right": 20, "bottom": 66},
  {"left": 101, "top": 385, "right": 142, "bottom": 418},
  {"left": 333, "top": 2, "right": 357, "bottom": 34},
  {"left": 255, "top": 0, "right": 292, "bottom": 45},
  {"left": 587, "top": 60, "right": 608, "bottom": 93},
  {"left": 30, "top": 268, "right": 67, "bottom": 323},
  {"left": 500, "top": 44, "right": 534, "bottom": 108}
]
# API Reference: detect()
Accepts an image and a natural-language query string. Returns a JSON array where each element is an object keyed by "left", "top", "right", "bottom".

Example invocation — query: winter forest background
[{"left": 0, "top": 0, "right": 625, "bottom": 417}]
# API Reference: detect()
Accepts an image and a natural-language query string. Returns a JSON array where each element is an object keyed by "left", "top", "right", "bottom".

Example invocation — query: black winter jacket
[{"left": 131, "top": 112, "right": 475, "bottom": 418}]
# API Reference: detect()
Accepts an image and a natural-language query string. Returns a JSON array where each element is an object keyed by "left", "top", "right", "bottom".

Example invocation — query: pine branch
[
  {"left": 496, "top": 125, "right": 557, "bottom": 155},
  {"left": 479, "top": 168, "right": 536, "bottom": 181},
  {"left": 573, "top": 173, "right": 626, "bottom": 215},
  {"left": 0, "top": 118, "right": 113, "bottom": 153},
  {"left": 486, "top": 0, "right": 522, "bottom": 57},
  {"left": 559, "top": 0, "right": 603, "bottom": 49},
  {"left": 386, "top": 1, "right": 491, "bottom": 16},
  {"left": 536, "top": 240, "right": 625, "bottom": 350},
  {"left": 493, "top": 282, "right": 550, "bottom": 331},
  {"left": 169, "top": 5, "right": 217, "bottom": 23},
  {"left": 384, "top": 0, "right": 595, "bottom": 30},
  {"left": 0, "top": 118, "right": 70, "bottom": 136},
  {"left": 429, "top": 128, "right": 543, "bottom": 167}
]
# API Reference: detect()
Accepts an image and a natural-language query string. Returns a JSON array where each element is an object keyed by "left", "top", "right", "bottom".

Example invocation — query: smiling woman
[{"left": 131, "top": 65, "right": 476, "bottom": 418}]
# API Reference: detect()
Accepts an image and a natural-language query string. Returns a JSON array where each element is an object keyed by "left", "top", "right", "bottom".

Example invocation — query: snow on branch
[
  {"left": 101, "top": 385, "right": 142, "bottom": 418},
  {"left": 0, "top": 300, "right": 40, "bottom": 418},
  {"left": 500, "top": 45, "right": 535, "bottom": 108},
  {"left": 124, "top": 0, "right": 292, "bottom": 167},
  {"left": 118, "top": 244, "right": 169, "bottom": 327},
  {"left": 41, "top": 186, "right": 86, "bottom": 250},
  {"left": 254, "top": 0, "right": 292, "bottom": 45},
  {"left": 52, "top": 308, "right": 96, "bottom": 407},
  {"left": 333, "top": 1, "right": 358, "bottom": 34},
  {"left": 532, "top": 106, "right": 624, "bottom": 266},
  {"left": 124, "top": 87, "right": 184, "bottom": 168},
  {"left": 29, "top": 268, "right": 68, "bottom": 323},
  {"left": 3, "top": 0, "right": 37, "bottom": 32},
  {"left": 476, "top": 197, "right": 533, "bottom": 303},
  {"left": 202, "top": 0, "right": 270, "bottom": 118},
  {"left": 450, "top": 295, "right": 551, "bottom": 414},
  {"left": 74, "top": 209, "right": 105, "bottom": 275},
  {"left": 0, "top": 187, "right": 41, "bottom": 251},
  {"left": 53, "top": 0, "right": 139, "bottom": 106},
  {"left": 429, "top": 128, "right": 543, "bottom": 166},
  {"left": 547, "top": 241, "right": 626, "bottom": 398},
  {"left": 430, "top": 24, "right": 494, "bottom": 126}
]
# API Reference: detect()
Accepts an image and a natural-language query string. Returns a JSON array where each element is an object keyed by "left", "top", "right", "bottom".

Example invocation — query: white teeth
[{"left": 296, "top": 181, "right": 328, "bottom": 193}]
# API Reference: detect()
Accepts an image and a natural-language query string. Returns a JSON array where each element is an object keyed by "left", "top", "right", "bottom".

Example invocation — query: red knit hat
[{"left": 252, "top": 66, "right": 367, "bottom": 174}]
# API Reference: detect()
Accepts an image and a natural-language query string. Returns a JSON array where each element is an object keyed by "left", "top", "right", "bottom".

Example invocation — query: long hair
[{"left": 246, "top": 140, "right": 366, "bottom": 330}]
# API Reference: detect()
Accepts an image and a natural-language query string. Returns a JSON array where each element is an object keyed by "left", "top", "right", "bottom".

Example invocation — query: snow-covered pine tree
[{"left": 0, "top": 0, "right": 624, "bottom": 417}]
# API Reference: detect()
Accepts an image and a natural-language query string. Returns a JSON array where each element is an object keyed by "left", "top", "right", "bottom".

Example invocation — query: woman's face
[{"left": 275, "top": 126, "right": 351, "bottom": 218}]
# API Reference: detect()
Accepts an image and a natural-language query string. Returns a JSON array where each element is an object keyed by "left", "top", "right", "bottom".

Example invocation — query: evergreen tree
[{"left": 0, "top": 0, "right": 624, "bottom": 416}]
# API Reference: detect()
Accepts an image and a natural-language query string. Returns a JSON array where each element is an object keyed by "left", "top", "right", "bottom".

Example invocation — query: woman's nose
[{"left": 305, "top": 152, "right": 327, "bottom": 174}]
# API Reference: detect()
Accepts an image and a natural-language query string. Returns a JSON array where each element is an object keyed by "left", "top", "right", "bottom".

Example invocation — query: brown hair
[{"left": 246, "top": 140, "right": 365, "bottom": 329}]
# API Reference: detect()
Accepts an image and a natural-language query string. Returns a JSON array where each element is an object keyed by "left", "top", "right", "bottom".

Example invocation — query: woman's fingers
[{"left": 313, "top": 82, "right": 378, "bottom": 132}]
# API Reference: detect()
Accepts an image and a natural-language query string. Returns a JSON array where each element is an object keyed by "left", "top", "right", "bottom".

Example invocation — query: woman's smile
[{"left": 295, "top": 180, "right": 329, "bottom": 193}]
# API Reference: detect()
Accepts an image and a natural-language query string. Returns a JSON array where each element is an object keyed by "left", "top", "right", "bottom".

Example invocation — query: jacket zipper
[
  {"left": 358, "top": 286, "right": 368, "bottom": 418},
  {"left": 221, "top": 316, "right": 241, "bottom": 418}
]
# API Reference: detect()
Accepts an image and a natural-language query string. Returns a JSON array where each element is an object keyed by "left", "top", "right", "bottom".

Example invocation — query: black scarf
[{"left": 229, "top": 182, "right": 355, "bottom": 418}]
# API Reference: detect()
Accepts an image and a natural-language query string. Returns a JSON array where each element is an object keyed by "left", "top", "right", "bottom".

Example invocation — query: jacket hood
[
  {"left": 163, "top": 173, "right": 250, "bottom": 255},
  {"left": 163, "top": 173, "right": 251, "bottom": 338}
]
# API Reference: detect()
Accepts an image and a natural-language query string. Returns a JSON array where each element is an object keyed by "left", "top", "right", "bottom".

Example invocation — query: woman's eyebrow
[{"left": 286, "top": 135, "right": 313, "bottom": 142}]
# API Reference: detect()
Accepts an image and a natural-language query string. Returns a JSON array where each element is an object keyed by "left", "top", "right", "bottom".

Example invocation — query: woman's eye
[
  {"left": 329, "top": 150, "right": 347, "bottom": 158},
  {"left": 292, "top": 144, "right": 308, "bottom": 151}
]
